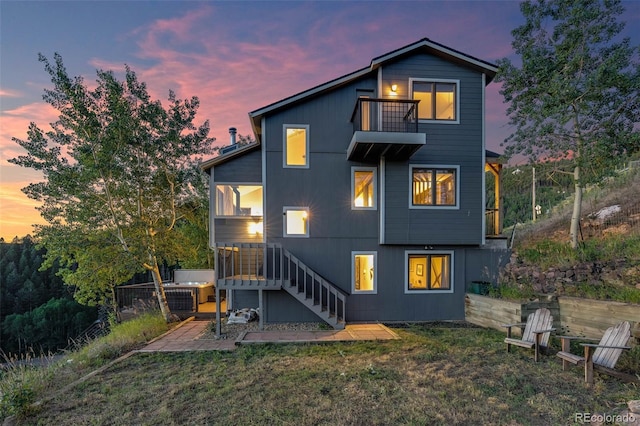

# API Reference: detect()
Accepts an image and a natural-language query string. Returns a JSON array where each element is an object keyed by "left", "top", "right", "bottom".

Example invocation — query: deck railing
[
  {"left": 351, "top": 98, "right": 419, "bottom": 133},
  {"left": 485, "top": 208, "right": 502, "bottom": 236},
  {"left": 216, "top": 242, "right": 347, "bottom": 328}
]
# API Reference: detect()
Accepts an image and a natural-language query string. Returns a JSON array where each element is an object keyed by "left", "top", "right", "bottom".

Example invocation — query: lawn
[{"left": 12, "top": 322, "right": 639, "bottom": 426}]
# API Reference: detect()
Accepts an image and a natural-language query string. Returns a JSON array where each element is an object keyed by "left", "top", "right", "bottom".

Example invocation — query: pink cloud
[
  {"left": 0, "top": 88, "right": 23, "bottom": 98},
  {"left": 0, "top": 103, "right": 59, "bottom": 161}
]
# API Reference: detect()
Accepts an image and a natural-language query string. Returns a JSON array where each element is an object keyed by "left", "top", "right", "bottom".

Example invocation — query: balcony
[{"left": 348, "top": 98, "right": 426, "bottom": 162}]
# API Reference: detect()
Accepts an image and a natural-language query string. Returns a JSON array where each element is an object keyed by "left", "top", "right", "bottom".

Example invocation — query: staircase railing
[
  {"left": 281, "top": 249, "right": 347, "bottom": 328},
  {"left": 215, "top": 243, "right": 347, "bottom": 328}
]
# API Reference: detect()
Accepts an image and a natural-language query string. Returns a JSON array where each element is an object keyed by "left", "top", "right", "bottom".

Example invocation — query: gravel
[{"left": 198, "top": 320, "right": 325, "bottom": 341}]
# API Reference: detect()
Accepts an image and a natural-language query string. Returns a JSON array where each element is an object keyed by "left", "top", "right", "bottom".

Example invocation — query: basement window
[{"left": 405, "top": 251, "right": 453, "bottom": 293}]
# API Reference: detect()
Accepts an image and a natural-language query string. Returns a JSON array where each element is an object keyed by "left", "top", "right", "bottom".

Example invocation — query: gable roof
[{"left": 248, "top": 38, "right": 498, "bottom": 141}]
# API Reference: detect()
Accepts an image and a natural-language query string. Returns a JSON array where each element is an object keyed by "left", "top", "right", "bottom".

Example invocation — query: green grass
[
  {"left": 518, "top": 235, "right": 640, "bottom": 270},
  {"left": 2, "top": 322, "right": 638, "bottom": 425},
  {"left": 0, "top": 311, "right": 171, "bottom": 420}
]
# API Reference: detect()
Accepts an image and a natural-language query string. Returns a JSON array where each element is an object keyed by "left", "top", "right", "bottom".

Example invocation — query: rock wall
[{"left": 502, "top": 253, "right": 640, "bottom": 295}]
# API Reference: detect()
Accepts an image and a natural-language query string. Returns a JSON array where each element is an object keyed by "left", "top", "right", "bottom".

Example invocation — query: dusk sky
[{"left": 1, "top": 1, "right": 639, "bottom": 240}]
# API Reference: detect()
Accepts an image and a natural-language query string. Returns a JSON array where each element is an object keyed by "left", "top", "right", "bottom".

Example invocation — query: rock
[{"left": 629, "top": 400, "right": 640, "bottom": 414}]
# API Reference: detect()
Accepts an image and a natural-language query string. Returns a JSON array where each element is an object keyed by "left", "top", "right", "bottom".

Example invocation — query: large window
[
  {"left": 352, "top": 167, "right": 377, "bottom": 210},
  {"left": 283, "top": 207, "right": 309, "bottom": 237},
  {"left": 284, "top": 125, "right": 309, "bottom": 168},
  {"left": 215, "top": 184, "right": 263, "bottom": 217},
  {"left": 410, "top": 79, "right": 458, "bottom": 122},
  {"left": 411, "top": 166, "right": 458, "bottom": 208},
  {"left": 353, "top": 252, "right": 377, "bottom": 293},
  {"left": 406, "top": 251, "right": 453, "bottom": 293}
]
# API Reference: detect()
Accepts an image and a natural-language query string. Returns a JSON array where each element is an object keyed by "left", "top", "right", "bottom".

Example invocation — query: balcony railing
[
  {"left": 485, "top": 208, "right": 502, "bottom": 236},
  {"left": 351, "top": 98, "right": 419, "bottom": 133}
]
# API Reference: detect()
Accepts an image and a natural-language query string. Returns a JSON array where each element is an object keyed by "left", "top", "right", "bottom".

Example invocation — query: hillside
[
  {"left": 512, "top": 166, "right": 640, "bottom": 245},
  {"left": 500, "top": 167, "right": 640, "bottom": 302}
]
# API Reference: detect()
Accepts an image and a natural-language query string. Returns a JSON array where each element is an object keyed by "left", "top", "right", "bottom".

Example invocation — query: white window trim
[
  {"left": 409, "top": 164, "right": 460, "bottom": 210},
  {"left": 283, "top": 124, "right": 310, "bottom": 169},
  {"left": 351, "top": 166, "right": 378, "bottom": 210},
  {"left": 283, "top": 206, "right": 310, "bottom": 238},
  {"left": 352, "top": 251, "right": 377, "bottom": 294},
  {"left": 213, "top": 182, "right": 264, "bottom": 218},
  {"left": 409, "top": 78, "right": 460, "bottom": 124},
  {"left": 404, "top": 250, "right": 454, "bottom": 294}
]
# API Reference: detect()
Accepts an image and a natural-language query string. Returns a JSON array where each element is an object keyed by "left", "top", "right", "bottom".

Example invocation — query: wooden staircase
[
  {"left": 215, "top": 243, "right": 347, "bottom": 329},
  {"left": 280, "top": 248, "right": 346, "bottom": 329}
]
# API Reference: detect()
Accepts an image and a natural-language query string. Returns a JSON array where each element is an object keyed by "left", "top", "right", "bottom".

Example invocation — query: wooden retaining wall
[
  {"left": 558, "top": 297, "right": 640, "bottom": 342},
  {"left": 465, "top": 293, "right": 639, "bottom": 344},
  {"left": 464, "top": 293, "right": 559, "bottom": 337}
]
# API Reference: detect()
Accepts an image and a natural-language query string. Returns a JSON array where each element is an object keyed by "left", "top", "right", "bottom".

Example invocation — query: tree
[
  {"left": 496, "top": 0, "right": 640, "bottom": 248},
  {"left": 10, "top": 54, "right": 215, "bottom": 321}
]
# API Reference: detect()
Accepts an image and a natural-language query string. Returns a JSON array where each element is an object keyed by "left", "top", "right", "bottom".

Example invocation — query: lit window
[
  {"left": 406, "top": 252, "right": 453, "bottom": 292},
  {"left": 284, "top": 125, "right": 309, "bottom": 168},
  {"left": 411, "top": 79, "right": 458, "bottom": 122},
  {"left": 353, "top": 252, "right": 377, "bottom": 293},
  {"left": 283, "top": 207, "right": 309, "bottom": 237},
  {"left": 352, "top": 167, "right": 377, "bottom": 210},
  {"left": 215, "top": 185, "right": 263, "bottom": 217},
  {"left": 411, "top": 166, "right": 457, "bottom": 207}
]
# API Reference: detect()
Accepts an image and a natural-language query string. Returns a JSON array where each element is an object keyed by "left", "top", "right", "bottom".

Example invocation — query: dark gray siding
[
  {"left": 382, "top": 53, "right": 485, "bottom": 245},
  {"left": 213, "top": 218, "right": 263, "bottom": 243},
  {"left": 213, "top": 149, "right": 262, "bottom": 182}
]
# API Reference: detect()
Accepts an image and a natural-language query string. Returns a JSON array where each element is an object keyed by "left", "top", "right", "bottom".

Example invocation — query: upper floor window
[
  {"left": 352, "top": 167, "right": 377, "bottom": 210},
  {"left": 215, "top": 184, "right": 263, "bottom": 217},
  {"left": 405, "top": 251, "right": 453, "bottom": 293},
  {"left": 410, "top": 79, "right": 459, "bottom": 123},
  {"left": 284, "top": 125, "right": 309, "bottom": 168},
  {"left": 283, "top": 207, "right": 309, "bottom": 237},
  {"left": 411, "top": 166, "right": 459, "bottom": 208}
]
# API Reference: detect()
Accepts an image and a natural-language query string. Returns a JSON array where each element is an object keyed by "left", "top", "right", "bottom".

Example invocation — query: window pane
[
  {"left": 286, "top": 128, "right": 307, "bottom": 166},
  {"left": 408, "top": 255, "right": 427, "bottom": 289},
  {"left": 412, "top": 169, "right": 433, "bottom": 205},
  {"left": 215, "top": 185, "right": 263, "bottom": 216},
  {"left": 285, "top": 209, "right": 308, "bottom": 235},
  {"left": 413, "top": 82, "right": 433, "bottom": 120},
  {"left": 354, "top": 254, "right": 375, "bottom": 292},
  {"left": 354, "top": 170, "right": 375, "bottom": 208},
  {"left": 435, "top": 83, "right": 455, "bottom": 120},
  {"left": 430, "top": 255, "right": 450, "bottom": 289},
  {"left": 435, "top": 169, "right": 455, "bottom": 205}
]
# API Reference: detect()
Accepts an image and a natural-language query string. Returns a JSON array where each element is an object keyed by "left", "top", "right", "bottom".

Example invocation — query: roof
[
  {"left": 201, "top": 38, "right": 499, "bottom": 169},
  {"left": 249, "top": 38, "right": 498, "bottom": 140},
  {"left": 200, "top": 142, "right": 261, "bottom": 173}
]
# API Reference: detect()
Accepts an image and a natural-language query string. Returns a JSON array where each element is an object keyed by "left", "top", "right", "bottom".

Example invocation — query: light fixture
[
  {"left": 248, "top": 221, "right": 263, "bottom": 235},
  {"left": 391, "top": 84, "right": 398, "bottom": 93}
]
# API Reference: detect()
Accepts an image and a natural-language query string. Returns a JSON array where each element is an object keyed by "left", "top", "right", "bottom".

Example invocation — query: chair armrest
[
  {"left": 580, "top": 343, "right": 631, "bottom": 350},
  {"left": 502, "top": 323, "right": 526, "bottom": 329},
  {"left": 557, "top": 335, "right": 599, "bottom": 341},
  {"left": 533, "top": 328, "right": 556, "bottom": 334}
]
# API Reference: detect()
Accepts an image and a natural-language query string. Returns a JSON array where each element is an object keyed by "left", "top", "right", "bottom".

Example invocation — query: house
[{"left": 201, "top": 38, "right": 506, "bottom": 334}]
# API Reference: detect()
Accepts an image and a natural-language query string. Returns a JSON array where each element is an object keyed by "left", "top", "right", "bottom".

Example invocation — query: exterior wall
[
  {"left": 212, "top": 47, "right": 502, "bottom": 323},
  {"left": 382, "top": 54, "right": 485, "bottom": 245}
]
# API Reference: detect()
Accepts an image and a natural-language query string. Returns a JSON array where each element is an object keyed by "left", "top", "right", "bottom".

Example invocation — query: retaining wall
[{"left": 465, "top": 293, "right": 639, "bottom": 344}]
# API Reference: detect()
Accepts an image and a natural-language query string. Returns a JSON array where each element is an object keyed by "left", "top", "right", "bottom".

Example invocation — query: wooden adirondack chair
[
  {"left": 503, "top": 307, "right": 555, "bottom": 362},
  {"left": 556, "top": 321, "right": 633, "bottom": 385}
]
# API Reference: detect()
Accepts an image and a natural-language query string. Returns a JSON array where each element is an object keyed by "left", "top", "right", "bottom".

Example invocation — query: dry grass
[{"left": 15, "top": 323, "right": 638, "bottom": 426}]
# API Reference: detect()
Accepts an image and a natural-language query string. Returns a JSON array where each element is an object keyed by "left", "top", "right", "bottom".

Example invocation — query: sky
[{"left": 1, "top": 0, "right": 639, "bottom": 241}]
